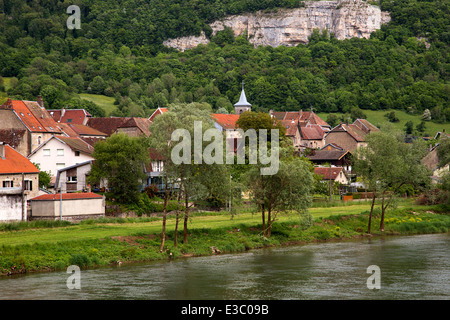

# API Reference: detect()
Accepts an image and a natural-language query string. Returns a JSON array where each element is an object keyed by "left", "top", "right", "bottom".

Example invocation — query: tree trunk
[
  {"left": 380, "top": 193, "right": 386, "bottom": 232},
  {"left": 267, "top": 206, "right": 272, "bottom": 238},
  {"left": 159, "top": 190, "right": 169, "bottom": 252},
  {"left": 261, "top": 204, "right": 266, "bottom": 238},
  {"left": 368, "top": 192, "right": 376, "bottom": 234},
  {"left": 183, "top": 191, "right": 189, "bottom": 244},
  {"left": 174, "top": 189, "right": 181, "bottom": 247}
]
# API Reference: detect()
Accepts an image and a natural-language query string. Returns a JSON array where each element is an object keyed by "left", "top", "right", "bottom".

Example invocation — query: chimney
[
  {"left": 0, "top": 142, "right": 5, "bottom": 160},
  {"left": 61, "top": 107, "right": 66, "bottom": 117},
  {"left": 37, "top": 95, "right": 44, "bottom": 108}
]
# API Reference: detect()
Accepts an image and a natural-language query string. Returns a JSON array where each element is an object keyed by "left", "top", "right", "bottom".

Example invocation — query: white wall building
[{"left": 28, "top": 136, "right": 94, "bottom": 178}]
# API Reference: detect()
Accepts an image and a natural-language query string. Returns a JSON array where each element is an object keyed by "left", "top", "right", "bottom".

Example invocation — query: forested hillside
[{"left": 0, "top": 0, "right": 448, "bottom": 123}]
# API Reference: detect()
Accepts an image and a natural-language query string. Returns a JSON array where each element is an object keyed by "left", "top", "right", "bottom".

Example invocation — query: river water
[{"left": 0, "top": 233, "right": 448, "bottom": 300}]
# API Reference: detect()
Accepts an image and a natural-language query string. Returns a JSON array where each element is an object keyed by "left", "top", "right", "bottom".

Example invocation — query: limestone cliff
[{"left": 163, "top": 0, "right": 391, "bottom": 51}]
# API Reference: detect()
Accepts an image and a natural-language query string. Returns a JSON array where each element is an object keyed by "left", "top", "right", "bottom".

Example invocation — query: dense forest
[{"left": 0, "top": 0, "right": 448, "bottom": 122}]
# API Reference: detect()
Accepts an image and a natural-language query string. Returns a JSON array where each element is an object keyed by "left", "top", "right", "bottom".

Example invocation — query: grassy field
[
  {"left": 0, "top": 200, "right": 448, "bottom": 276},
  {"left": 318, "top": 109, "right": 450, "bottom": 137},
  {"left": 79, "top": 93, "right": 117, "bottom": 116}
]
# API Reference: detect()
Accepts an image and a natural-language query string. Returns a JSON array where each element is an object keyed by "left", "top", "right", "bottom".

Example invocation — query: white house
[
  {"left": 28, "top": 136, "right": 95, "bottom": 178},
  {"left": 55, "top": 160, "right": 94, "bottom": 193}
]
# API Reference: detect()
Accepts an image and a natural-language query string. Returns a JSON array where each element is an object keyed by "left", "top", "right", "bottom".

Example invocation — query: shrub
[{"left": 69, "top": 254, "right": 91, "bottom": 268}]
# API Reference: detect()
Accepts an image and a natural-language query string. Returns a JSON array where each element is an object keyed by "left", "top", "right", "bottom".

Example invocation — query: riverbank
[{"left": 0, "top": 202, "right": 448, "bottom": 276}]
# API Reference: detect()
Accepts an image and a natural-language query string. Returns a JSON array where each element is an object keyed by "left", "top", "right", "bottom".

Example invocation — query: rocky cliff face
[{"left": 163, "top": 0, "right": 391, "bottom": 51}]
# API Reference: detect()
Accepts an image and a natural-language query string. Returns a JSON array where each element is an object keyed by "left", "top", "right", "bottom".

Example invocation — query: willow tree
[
  {"left": 355, "top": 128, "right": 430, "bottom": 233},
  {"left": 245, "top": 154, "right": 314, "bottom": 238}
]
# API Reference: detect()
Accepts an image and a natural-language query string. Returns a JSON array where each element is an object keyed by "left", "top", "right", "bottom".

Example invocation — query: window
[
  {"left": 56, "top": 163, "right": 66, "bottom": 170},
  {"left": 74, "top": 151, "right": 80, "bottom": 157},
  {"left": 57, "top": 149, "right": 64, "bottom": 156},
  {"left": 43, "top": 149, "right": 50, "bottom": 156},
  {"left": 24, "top": 180, "right": 33, "bottom": 191},
  {"left": 2, "top": 181, "right": 13, "bottom": 188},
  {"left": 67, "top": 176, "right": 77, "bottom": 182}
]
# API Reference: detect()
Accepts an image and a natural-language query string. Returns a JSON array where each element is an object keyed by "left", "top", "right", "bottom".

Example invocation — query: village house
[
  {"left": 306, "top": 144, "right": 353, "bottom": 175},
  {"left": 422, "top": 141, "right": 449, "bottom": 184},
  {"left": 270, "top": 109, "right": 330, "bottom": 151},
  {"left": 0, "top": 142, "right": 40, "bottom": 221},
  {"left": 28, "top": 136, "right": 94, "bottom": 179},
  {"left": 324, "top": 119, "right": 379, "bottom": 153},
  {"left": 86, "top": 117, "right": 130, "bottom": 136},
  {"left": 54, "top": 160, "right": 94, "bottom": 193},
  {"left": 148, "top": 107, "right": 168, "bottom": 122},
  {"left": 299, "top": 124, "right": 327, "bottom": 150},
  {"left": 314, "top": 166, "right": 350, "bottom": 185},
  {"left": 30, "top": 192, "right": 105, "bottom": 222},
  {"left": 48, "top": 108, "right": 91, "bottom": 125},
  {"left": 116, "top": 117, "right": 152, "bottom": 137},
  {"left": 0, "top": 97, "right": 65, "bottom": 156},
  {"left": 0, "top": 142, "right": 40, "bottom": 199}
]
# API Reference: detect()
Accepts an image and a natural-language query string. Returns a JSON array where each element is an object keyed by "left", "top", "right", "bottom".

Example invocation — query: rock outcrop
[{"left": 163, "top": 0, "right": 391, "bottom": 51}]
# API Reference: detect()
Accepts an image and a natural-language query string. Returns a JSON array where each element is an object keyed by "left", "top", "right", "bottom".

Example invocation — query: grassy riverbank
[{"left": 0, "top": 201, "right": 448, "bottom": 276}]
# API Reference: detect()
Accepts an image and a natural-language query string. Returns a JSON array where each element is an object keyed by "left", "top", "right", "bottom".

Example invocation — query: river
[{"left": 0, "top": 233, "right": 448, "bottom": 300}]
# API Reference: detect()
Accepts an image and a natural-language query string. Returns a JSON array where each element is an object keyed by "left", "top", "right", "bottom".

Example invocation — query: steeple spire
[{"left": 234, "top": 81, "right": 252, "bottom": 115}]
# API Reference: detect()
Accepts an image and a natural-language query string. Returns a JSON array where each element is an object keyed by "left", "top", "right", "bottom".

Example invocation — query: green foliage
[
  {"left": 0, "top": 0, "right": 447, "bottom": 122},
  {"left": 89, "top": 133, "right": 150, "bottom": 203}
]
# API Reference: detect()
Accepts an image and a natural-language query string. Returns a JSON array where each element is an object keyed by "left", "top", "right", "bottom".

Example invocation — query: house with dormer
[{"left": 0, "top": 97, "right": 65, "bottom": 157}]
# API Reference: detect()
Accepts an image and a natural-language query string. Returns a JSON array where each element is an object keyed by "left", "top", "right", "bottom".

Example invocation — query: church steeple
[{"left": 234, "top": 81, "right": 251, "bottom": 115}]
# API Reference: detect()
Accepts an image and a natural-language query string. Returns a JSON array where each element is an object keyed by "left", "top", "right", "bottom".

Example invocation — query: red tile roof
[
  {"left": 280, "top": 119, "right": 299, "bottom": 137},
  {"left": 314, "top": 167, "right": 345, "bottom": 180},
  {"left": 148, "top": 107, "right": 168, "bottom": 122},
  {"left": 66, "top": 123, "right": 108, "bottom": 137},
  {"left": 300, "top": 124, "right": 326, "bottom": 140},
  {"left": 0, "top": 99, "right": 63, "bottom": 134},
  {"left": 0, "top": 144, "right": 39, "bottom": 174},
  {"left": 48, "top": 109, "right": 91, "bottom": 125},
  {"left": 31, "top": 192, "right": 102, "bottom": 201},
  {"left": 117, "top": 117, "right": 152, "bottom": 136},
  {"left": 211, "top": 114, "right": 240, "bottom": 130},
  {"left": 270, "top": 110, "right": 329, "bottom": 128},
  {"left": 86, "top": 117, "right": 130, "bottom": 136}
]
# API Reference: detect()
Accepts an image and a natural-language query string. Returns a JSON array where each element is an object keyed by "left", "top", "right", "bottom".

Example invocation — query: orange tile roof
[
  {"left": 31, "top": 192, "right": 102, "bottom": 201},
  {"left": 0, "top": 144, "right": 39, "bottom": 174},
  {"left": 1, "top": 99, "right": 63, "bottom": 134},
  {"left": 148, "top": 107, "right": 169, "bottom": 122},
  {"left": 211, "top": 114, "right": 240, "bottom": 130}
]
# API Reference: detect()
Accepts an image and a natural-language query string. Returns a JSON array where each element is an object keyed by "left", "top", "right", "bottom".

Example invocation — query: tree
[
  {"left": 404, "top": 120, "right": 414, "bottom": 134},
  {"left": 89, "top": 133, "right": 150, "bottom": 203},
  {"left": 355, "top": 128, "right": 430, "bottom": 233},
  {"left": 244, "top": 155, "right": 314, "bottom": 237}
]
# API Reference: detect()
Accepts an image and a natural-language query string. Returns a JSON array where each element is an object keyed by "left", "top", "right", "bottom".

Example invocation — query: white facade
[{"left": 28, "top": 137, "right": 94, "bottom": 177}]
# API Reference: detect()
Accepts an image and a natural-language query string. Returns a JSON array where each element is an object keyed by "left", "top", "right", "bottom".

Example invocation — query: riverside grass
[{"left": 0, "top": 201, "right": 448, "bottom": 276}]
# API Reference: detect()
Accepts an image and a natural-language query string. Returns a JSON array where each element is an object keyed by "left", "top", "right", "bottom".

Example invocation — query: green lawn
[
  {"left": 0, "top": 201, "right": 447, "bottom": 275},
  {"left": 318, "top": 109, "right": 450, "bottom": 137},
  {"left": 79, "top": 93, "right": 117, "bottom": 116}
]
